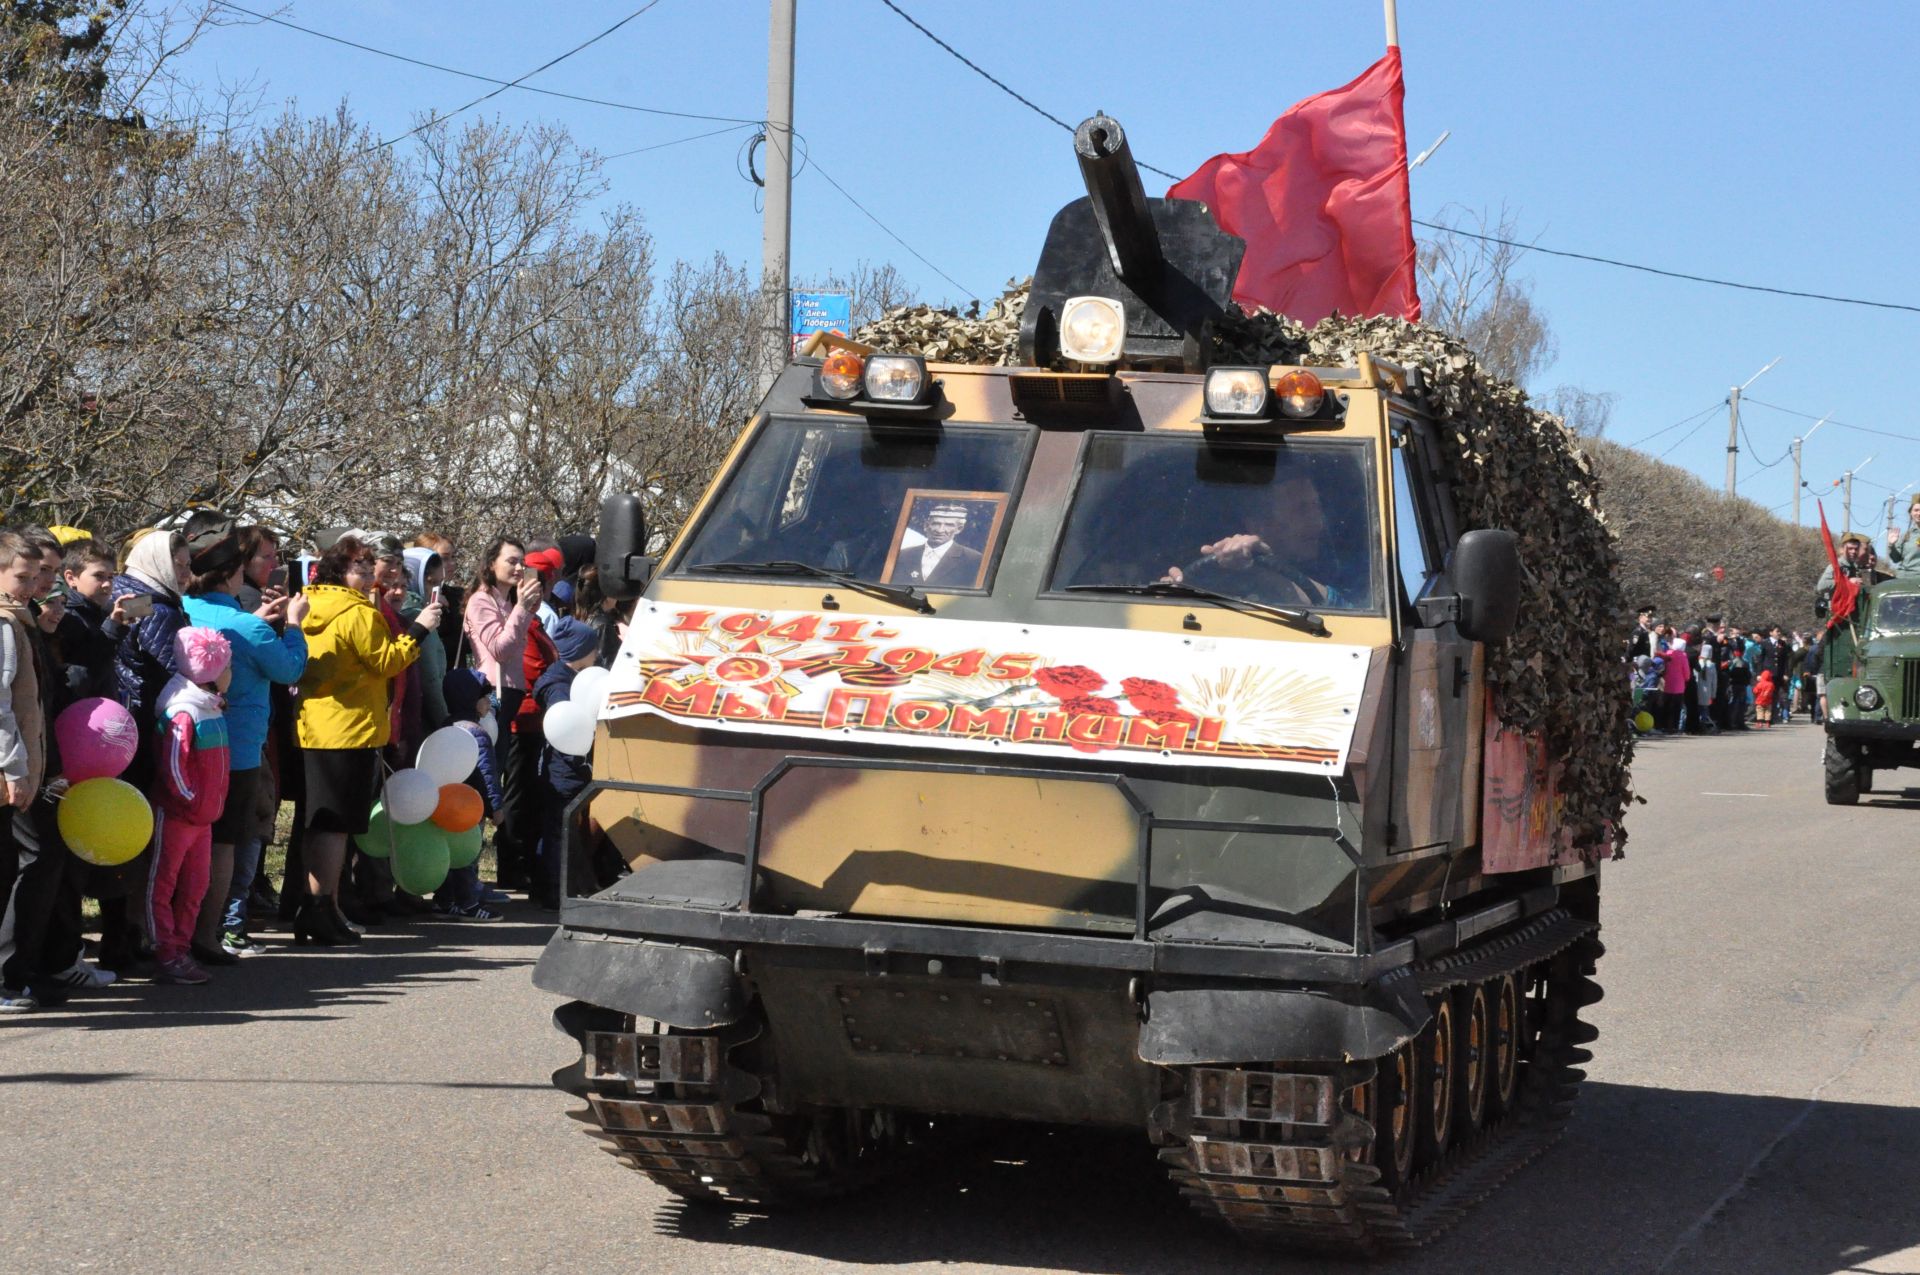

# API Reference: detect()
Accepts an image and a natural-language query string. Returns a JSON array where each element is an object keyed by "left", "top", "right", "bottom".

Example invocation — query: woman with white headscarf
[
  {"left": 112, "top": 530, "right": 193, "bottom": 747},
  {"left": 98, "top": 528, "right": 193, "bottom": 972}
]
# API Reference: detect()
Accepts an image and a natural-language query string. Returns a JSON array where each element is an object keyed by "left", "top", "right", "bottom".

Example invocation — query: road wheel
[
  {"left": 1416, "top": 996, "right": 1457, "bottom": 1167},
  {"left": 1373, "top": 1041, "right": 1417, "bottom": 1193},
  {"left": 1487, "top": 973, "right": 1523, "bottom": 1118},
  {"left": 1824, "top": 738, "right": 1861, "bottom": 805},
  {"left": 1454, "top": 983, "right": 1491, "bottom": 1133}
]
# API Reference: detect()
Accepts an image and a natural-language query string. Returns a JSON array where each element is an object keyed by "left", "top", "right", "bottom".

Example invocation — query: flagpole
[{"left": 1383, "top": 0, "right": 1399, "bottom": 48}]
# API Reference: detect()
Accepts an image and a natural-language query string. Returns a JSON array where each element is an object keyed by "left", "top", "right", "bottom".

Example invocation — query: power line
[
  {"left": 212, "top": 1, "right": 965, "bottom": 301},
  {"left": 803, "top": 150, "right": 980, "bottom": 302},
  {"left": 1624, "top": 400, "right": 1725, "bottom": 448},
  {"left": 1739, "top": 419, "right": 1789, "bottom": 470},
  {"left": 1742, "top": 397, "right": 1920, "bottom": 444},
  {"left": 874, "top": 1, "right": 1917, "bottom": 317},
  {"left": 1411, "top": 219, "right": 1920, "bottom": 316},
  {"left": 374, "top": 2, "right": 667, "bottom": 150},
  {"left": 874, "top": 0, "right": 1181, "bottom": 182},
  {"left": 1656, "top": 412, "right": 1720, "bottom": 461},
  {"left": 600, "top": 122, "right": 760, "bottom": 163},
  {"left": 209, "top": 1, "right": 758, "bottom": 126}
]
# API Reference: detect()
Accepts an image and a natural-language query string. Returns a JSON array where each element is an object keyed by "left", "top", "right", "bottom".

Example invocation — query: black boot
[{"left": 292, "top": 897, "right": 359, "bottom": 947}]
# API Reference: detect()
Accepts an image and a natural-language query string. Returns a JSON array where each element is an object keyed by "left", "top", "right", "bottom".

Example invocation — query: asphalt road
[{"left": 3, "top": 720, "right": 1918, "bottom": 1275}]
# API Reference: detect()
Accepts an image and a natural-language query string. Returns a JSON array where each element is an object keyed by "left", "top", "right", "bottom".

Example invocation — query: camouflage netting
[{"left": 855, "top": 283, "right": 1632, "bottom": 857}]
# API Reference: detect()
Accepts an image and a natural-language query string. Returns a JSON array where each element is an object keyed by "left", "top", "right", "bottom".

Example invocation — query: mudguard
[
  {"left": 1136, "top": 970, "right": 1431, "bottom": 1065},
  {"left": 532, "top": 929, "right": 744, "bottom": 1029}
]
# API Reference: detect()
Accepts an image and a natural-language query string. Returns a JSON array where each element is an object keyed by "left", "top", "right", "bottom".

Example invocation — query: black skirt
[{"left": 302, "top": 747, "right": 381, "bottom": 835}]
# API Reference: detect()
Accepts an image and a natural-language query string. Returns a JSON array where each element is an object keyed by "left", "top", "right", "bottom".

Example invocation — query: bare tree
[
  {"left": 1417, "top": 205, "right": 1557, "bottom": 385},
  {"left": 1545, "top": 385, "right": 1619, "bottom": 439}
]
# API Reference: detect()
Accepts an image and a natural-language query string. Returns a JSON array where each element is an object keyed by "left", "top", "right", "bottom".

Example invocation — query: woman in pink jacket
[
  {"left": 464, "top": 538, "right": 542, "bottom": 888},
  {"left": 1657, "top": 631, "right": 1691, "bottom": 734}
]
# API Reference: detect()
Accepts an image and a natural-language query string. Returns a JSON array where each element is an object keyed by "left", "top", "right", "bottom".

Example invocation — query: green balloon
[
  {"left": 354, "top": 803, "right": 395, "bottom": 859},
  {"left": 446, "top": 821, "right": 483, "bottom": 870},
  {"left": 389, "top": 821, "right": 451, "bottom": 895}
]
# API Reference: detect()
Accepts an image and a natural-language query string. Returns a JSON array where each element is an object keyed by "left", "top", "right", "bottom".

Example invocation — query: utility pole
[
  {"left": 759, "top": 0, "right": 796, "bottom": 397},
  {"left": 1725, "top": 357, "right": 1781, "bottom": 496},
  {"left": 1841, "top": 455, "right": 1874, "bottom": 533},
  {"left": 1790, "top": 411, "right": 1831, "bottom": 528}
]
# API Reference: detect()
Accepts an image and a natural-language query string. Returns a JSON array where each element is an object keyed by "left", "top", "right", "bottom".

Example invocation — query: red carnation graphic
[
  {"left": 1143, "top": 707, "right": 1200, "bottom": 729},
  {"left": 1034, "top": 664, "right": 1107, "bottom": 697},
  {"left": 1058, "top": 694, "right": 1120, "bottom": 717},
  {"left": 1120, "top": 677, "right": 1181, "bottom": 712}
]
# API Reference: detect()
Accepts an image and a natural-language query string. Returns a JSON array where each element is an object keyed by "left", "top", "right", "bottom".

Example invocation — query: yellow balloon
[
  {"left": 58, "top": 777, "right": 154, "bottom": 866},
  {"left": 1633, "top": 711, "right": 1655, "bottom": 733}
]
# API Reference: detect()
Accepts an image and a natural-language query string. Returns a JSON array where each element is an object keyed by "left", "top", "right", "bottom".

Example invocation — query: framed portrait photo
[{"left": 880, "top": 489, "right": 1010, "bottom": 591}]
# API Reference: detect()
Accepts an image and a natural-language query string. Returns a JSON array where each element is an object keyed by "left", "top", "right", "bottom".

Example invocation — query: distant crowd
[
  {"left": 1627, "top": 611, "right": 1818, "bottom": 734},
  {"left": 0, "top": 518, "right": 629, "bottom": 1012}
]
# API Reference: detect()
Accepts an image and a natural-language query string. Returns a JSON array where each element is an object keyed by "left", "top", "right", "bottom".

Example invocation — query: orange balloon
[{"left": 430, "top": 782, "right": 484, "bottom": 834}]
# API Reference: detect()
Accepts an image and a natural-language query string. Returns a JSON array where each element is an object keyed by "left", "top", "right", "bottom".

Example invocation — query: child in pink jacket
[{"left": 148, "top": 627, "right": 232, "bottom": 985}]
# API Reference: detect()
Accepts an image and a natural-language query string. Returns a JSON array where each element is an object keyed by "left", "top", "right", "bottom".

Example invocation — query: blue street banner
[{"left": 791, "top": 291, "right": 852, "bottom": 352}]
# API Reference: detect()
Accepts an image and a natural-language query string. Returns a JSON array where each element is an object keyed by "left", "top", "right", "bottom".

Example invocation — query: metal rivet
[{"left": 928, "top": 959, "right": 943, "bottom": 974}]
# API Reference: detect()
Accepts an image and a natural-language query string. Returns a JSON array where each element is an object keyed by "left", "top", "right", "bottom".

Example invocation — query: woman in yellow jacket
[{"left": 294, "top": 535, "right": 442, "bottom": 945}]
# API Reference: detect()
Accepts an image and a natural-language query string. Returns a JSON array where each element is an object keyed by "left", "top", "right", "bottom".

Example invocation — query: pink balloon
[{"left": 54, "top": 697, "right": 140, "bottom": 782}]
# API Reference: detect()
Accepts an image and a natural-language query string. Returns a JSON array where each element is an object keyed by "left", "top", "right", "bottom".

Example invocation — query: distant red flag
[
  {"left": 1817, "top": 501, "right": 1860, "bottom": 628},
  {"left": 1168, "top": 49, "right": 1420, "bottom": 324}
]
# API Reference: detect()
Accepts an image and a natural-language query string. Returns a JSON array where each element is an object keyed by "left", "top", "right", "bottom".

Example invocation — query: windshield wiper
[
  {"left": 1063, "top": 581, "right": 1329, "bottom": 636},
  {"left": 691, "top": 560, "right": 934, "bottom": 614}
]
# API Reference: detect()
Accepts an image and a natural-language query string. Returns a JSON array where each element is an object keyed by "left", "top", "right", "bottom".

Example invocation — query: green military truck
[
  {"left": 1821, "top": 576, "right": 1920, "bottom": 803},
  {"left": 534, "top": 115, "right": 1619, "bottom": 1255}
]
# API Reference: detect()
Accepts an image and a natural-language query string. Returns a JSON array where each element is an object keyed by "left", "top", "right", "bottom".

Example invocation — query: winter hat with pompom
[{"left": 174, "top": 626, "right": 233, "bottom": 685}]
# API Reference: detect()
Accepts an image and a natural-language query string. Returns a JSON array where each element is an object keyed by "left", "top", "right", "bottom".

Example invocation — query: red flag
[
  {"left": 1817, "top": 501, "right": 1860, "bottom": 627},
  {"left": 1169, "top": 50, "right": 1420, "bottom": 324}
]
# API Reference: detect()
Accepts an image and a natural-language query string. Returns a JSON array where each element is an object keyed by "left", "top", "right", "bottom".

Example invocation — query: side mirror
[
  {"left": 1452, "top": 529, "right": 1521, "bottom": 644},
  {"left": 595, "top": 493, "right": 650, "bottom": 602}
]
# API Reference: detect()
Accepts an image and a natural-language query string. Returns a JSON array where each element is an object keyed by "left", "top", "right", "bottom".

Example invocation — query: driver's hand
[
  {"left": 1160, "top": 565, "right": 1186, "bottom": 585},
  {"left": 1198, "top": 534, "right": 1271, "bottom": 570}
]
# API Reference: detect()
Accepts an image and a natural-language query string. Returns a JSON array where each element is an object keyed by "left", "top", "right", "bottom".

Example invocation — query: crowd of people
[
  {"left": 1627, "top": 611, "right": 1817, "bottom": 734},
  {"left": 0, "top": 516, "right": 626, "bottom": 1009}
]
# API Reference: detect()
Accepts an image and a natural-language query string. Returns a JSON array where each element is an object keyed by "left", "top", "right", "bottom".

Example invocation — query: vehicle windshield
[
  {"left": 1049, "top": 433, "right": 1383, "bottom": 613},
  {"left": 676, "top": 417, "right": 1029, "bottom": 591},
  {"left": 1872, "top": 592, "right": 1920, "bottom": 635}
]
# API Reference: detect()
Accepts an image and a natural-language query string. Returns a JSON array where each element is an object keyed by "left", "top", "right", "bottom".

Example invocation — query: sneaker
[
  {"left": 153, "top": 956, "right": 210, "bottom": 986},
  {"left": 49, "top": 958, "right": 118, "bottom": 990},
  {"left": 439, "top": 901, "right": 503, "bottom": 922},
  {"left": 221, "top": 930, "right": 265, "bottom": 957},
  {"left": 0, "top": 987, "right": 38, "bottom": 1012}
]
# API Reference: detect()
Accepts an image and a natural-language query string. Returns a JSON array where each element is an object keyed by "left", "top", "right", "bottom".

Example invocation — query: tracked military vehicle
[{"left": 537, "top": 115, "right": 1612, "bottom": 1254}]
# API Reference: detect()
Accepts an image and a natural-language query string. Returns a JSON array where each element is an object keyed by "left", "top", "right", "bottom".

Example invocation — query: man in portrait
[{"left": 887, "top": 501, "right": 984, "bottom": 587}]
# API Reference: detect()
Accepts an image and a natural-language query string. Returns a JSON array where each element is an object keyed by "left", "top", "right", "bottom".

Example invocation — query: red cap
[{"left": 524, "top": 548, "right": 565, "bottom": 582}]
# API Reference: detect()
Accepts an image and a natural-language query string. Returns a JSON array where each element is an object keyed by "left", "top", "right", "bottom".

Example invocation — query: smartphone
[
  {"left": 267, "top": 565, "right": 289, "bottom": 589},
  {"left": 431, "top": 583, "right": 444, "bottom": 605},
  {"left": 119, "top": 593, "right": 155, "bottom": 620}
]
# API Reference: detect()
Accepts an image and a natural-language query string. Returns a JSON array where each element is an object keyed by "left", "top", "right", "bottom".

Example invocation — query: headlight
[
  {"left": 817, "top": 349, "right": 864, "bottom": 399},
  {"left": 863, "top": 354, "right": 927, "bottom": 403},
  {"left": 1059, "top": 296, "right": 1125, "bottom": 364},
  {"left": 1273, "top": 369, "right": 1326, "bottom": 418},
  {"left": 1854, "top": 684, "right": 1883, "bottom": 711},
  {"left": 1204, "top": 367, "right": 1272, "bottom": 417}
]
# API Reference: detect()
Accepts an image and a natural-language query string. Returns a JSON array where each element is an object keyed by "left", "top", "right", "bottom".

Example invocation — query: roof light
[
  {"left": 1203, "top": 367, "right": 1272, "bottom": 418},
  {"left": 863, "top": 354, "right": 928, "bottom": 403},
  {"left": 818, "top": 350, "right": 864, "bottom": 400},
  {"left": 1058, "top": 295, "right": 1125, "bottom": 365},
  {"left": 1274, "top": 369, "right": 1325, "bottom": 419}
]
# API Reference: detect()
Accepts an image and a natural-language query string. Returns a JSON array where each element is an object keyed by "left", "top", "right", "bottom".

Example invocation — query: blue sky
[{"left": 174, "top": 0, "right": 1920, "bottom": 534}]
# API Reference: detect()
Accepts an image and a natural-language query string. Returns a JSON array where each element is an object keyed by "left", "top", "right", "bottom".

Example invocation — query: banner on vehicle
[{"left": 601, "top": 603, "right": 1372, "bottom": 774}]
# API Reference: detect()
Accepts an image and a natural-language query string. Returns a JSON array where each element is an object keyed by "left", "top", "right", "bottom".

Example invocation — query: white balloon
[
  {"left": 478, "top": 714, "right": 498, "bottom": 747},
  {"left": 544, "top": 699, "right": 597, "bottom": 757},
  {"left": 569, "top": 666, "right": 611, "bottom": 716},
  {"left": 416, "top": 724, "right": 480, "bottom": 786},
  {"left": 384, "top": 767, "right": 440, "bottom": 825}
]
